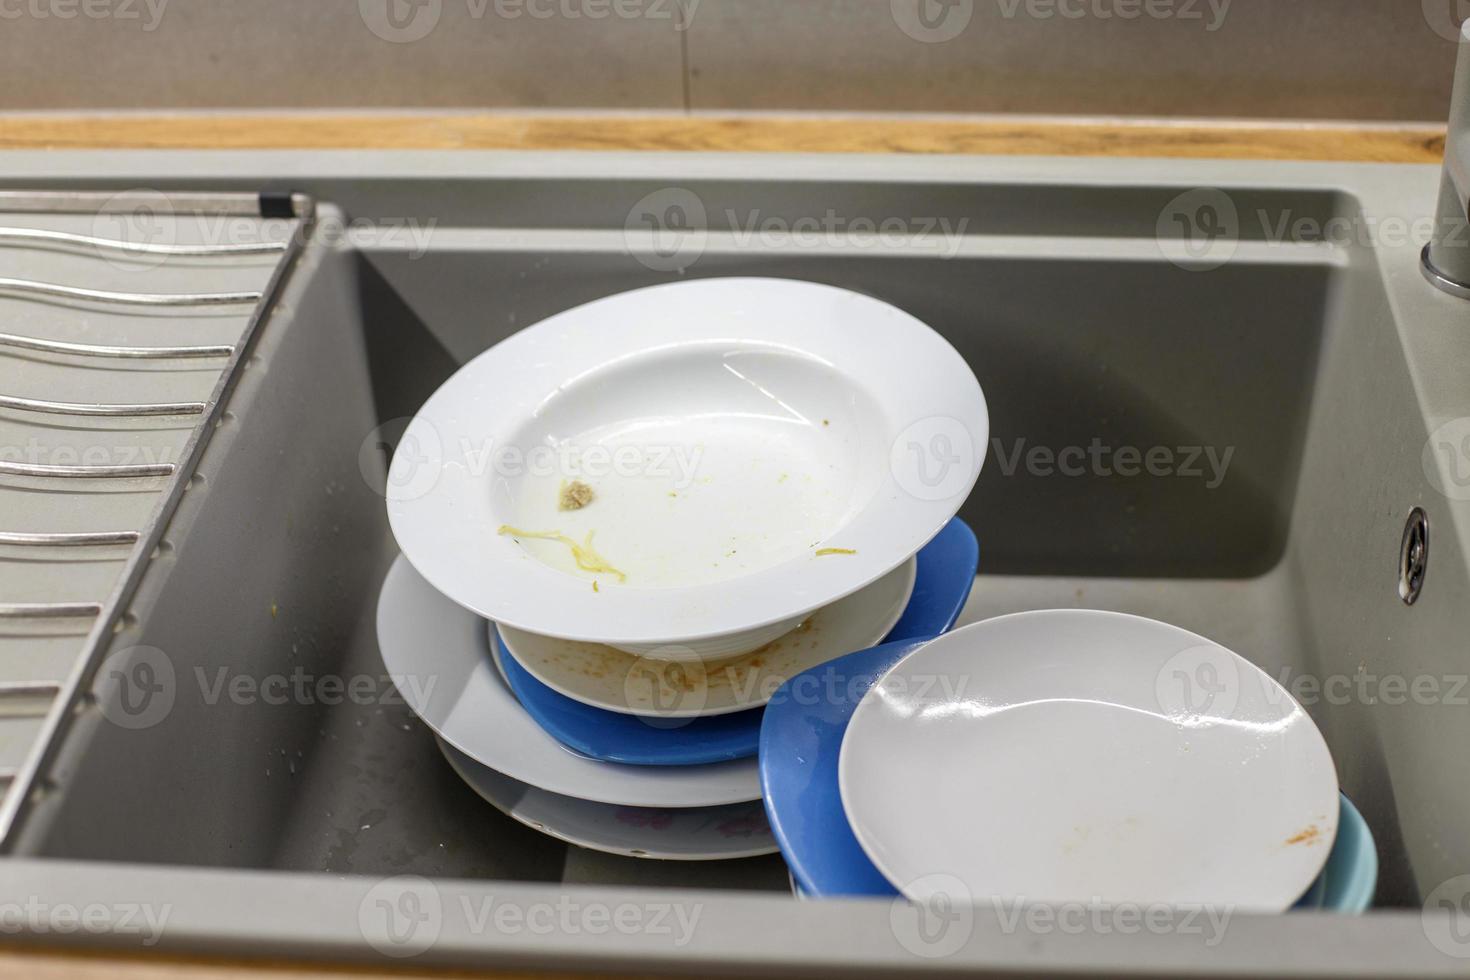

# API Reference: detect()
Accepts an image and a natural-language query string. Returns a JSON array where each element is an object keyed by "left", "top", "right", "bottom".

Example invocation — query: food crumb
[
  {"left": 821, "top": 419, "right": 830, "bottom": 426},
  {"left": 592, "top": 581, "right": 599, "bottom": 593},
  {"left": 815, "top": 547, "right": 857, "bottom": 557},
  {"left": 558, "top": 480, "right": 596, "bottom": 511}
]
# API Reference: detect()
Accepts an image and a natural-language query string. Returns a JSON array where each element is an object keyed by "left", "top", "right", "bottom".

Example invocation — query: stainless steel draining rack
[{"left": 0, "top": 190, "right": 309, "bottom": 842}]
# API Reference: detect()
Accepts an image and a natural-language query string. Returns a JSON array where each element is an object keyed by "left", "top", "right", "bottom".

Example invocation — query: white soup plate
[{"left": 387, "top": 277, "right": 986, "bottom": 658}]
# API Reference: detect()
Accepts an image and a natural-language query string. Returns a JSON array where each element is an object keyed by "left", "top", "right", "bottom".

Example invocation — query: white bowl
[{"left": 387, "top": 277, "right": 986, "bottom": 656}]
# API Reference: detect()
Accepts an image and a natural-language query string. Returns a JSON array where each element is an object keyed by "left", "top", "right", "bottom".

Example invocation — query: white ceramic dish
[
  {"left": 375, "top": 554, "right": 762, "bottom": 807},
  {"left": 839, "top": 610, "right": 1339, "bottom": 913},
  {"left": 498, "top": 556, "right": 916, "bottom": 717},
  {"left": 387, "top": 278, "right": 986, "bottom": 658},
  {"left": 439, "top": 739, "right": 778, "bottom": 860}
]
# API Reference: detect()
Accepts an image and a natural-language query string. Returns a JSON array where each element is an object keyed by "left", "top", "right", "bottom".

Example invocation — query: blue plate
[
  {"left": 761, "top": 639, "right": 1378, "bottom": 913},
  {"left": 495, "top": 517, "right": 979, "bottom": 767}
]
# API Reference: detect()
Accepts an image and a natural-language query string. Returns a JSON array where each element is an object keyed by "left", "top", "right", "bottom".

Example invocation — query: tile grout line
[{"left": 677, "top": 1, "right": 692, "bottom": 114}]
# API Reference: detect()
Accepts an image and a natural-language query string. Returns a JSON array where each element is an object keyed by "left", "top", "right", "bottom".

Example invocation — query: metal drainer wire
[{"left": 0, "top": 189, "right": 310, "bottom": 842}]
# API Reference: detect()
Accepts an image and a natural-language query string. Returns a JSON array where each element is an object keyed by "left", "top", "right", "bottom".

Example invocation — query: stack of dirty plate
[
  {"left": 760, "top": 611, "right": 1380, "bottom": 911},
  {"left": 376, "top": 278, "right": 989, "bottom": 861}
]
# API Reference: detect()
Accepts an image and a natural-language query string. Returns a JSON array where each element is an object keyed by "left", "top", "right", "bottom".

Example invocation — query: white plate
[
  {"left": 375, "top": 554, "right": 762, "bottom": 807},
  {"left": 839, "top": 610, "right": 1339, "bottom": 912},
  {"left": 499, "top": 556, "right": 916, "bottom": 717},
  {"left": 439, "top": 739, "right": 778, "bottom": 860},
  {"left": 387, "top": 278, "right": 986, "bottom": 655}
]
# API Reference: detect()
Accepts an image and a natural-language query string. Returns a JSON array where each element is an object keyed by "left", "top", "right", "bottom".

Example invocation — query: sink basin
[{"left": 2, "top": 151, "right": 1469, "bottom": 976}]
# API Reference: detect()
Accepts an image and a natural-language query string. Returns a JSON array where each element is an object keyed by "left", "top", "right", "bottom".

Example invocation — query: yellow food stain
[
  {"left": 815, "top": 547, "right": 857, "bottom": 557},
  {"left": 592, "top": 581, "right": 600, "bottom": 593},
  {"left": 1285, "top": 825, "right": 1323, "bottom": 846},
  {"left": 498, "top": 525, "right": 627, "bottom": 582},
  {"left": 270, "top": 602, "right": 278, "bottom": 619}
]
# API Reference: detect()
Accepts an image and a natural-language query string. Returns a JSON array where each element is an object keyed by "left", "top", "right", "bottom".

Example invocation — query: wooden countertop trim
[{"left": 0, "top": 112, "right": 1447, "bottom": 162}]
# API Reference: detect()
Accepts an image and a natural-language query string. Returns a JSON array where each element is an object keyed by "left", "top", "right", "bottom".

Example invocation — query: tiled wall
[{"left": 0, "top": 0, "right": 1458, "bottom": 119}]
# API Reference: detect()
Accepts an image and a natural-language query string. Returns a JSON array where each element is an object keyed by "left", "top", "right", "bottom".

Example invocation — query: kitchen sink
[{"left": 2, "top": 151, "right": 1469, "bottom": 976}]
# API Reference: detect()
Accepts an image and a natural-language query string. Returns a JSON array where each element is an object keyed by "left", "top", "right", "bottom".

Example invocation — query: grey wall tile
[
  {"left": 0, "top": 0, "right": 685, "bottom": 109},
  {"left": 684, "top": 0, "right": 1458, "bottom": 120},
  {"left": 0, "top": 0, "right": 1458, "bottom": 119}
]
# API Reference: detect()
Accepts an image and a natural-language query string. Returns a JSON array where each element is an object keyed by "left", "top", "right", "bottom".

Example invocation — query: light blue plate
[
  {"left": 496, "top": 517, "right": 979, "bottom": 767},
  {"left": 760, "top": 638, "right": 1377, "bottom": 912}
]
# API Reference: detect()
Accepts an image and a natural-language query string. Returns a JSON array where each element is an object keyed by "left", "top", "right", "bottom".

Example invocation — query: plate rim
[{"left": 437, "top": 738, "right": 779, "bottom": 861}]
